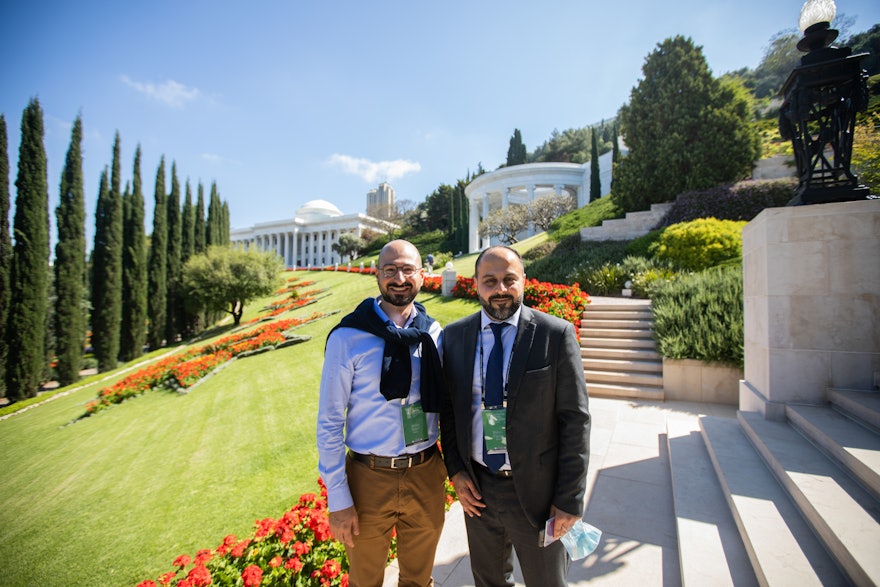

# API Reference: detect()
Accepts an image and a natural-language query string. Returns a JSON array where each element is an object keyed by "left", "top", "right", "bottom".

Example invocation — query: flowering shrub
[
  {"left": 171, "top": 352, "right": 233, "bottom": 388},
  {"left": 421, "top": 275, "right": 442, "bottom": 293},
  {"left": 138, "top": 478, "right": 349, "bottom": 587},
  {"left": 138, "top": 470, "right": 460, "bottom": 587},
  {"left": 82, "top": 313, "right": 325, "bottom": 418}
]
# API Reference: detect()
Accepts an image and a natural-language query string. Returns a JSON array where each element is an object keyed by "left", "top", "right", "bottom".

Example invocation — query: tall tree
[
  {"left": 206, "top": 182, "right": 222, "bottom": 247},
  {"left": 53, "top": 115, "right": 87, "bottom": 385},
  {"left": 120, "top": 146, "right": 147, "bottom": 361},
  {"left": 221, "top": 201, "right": 230, "bottom": 244},
  {"left": 590, "top": 129, "right": 601, "bottom": 203},
  {"left": 194, "top": 182, "right": 206, "bottom": 254},
  {"left": 90, "top": 133, "right": 124, "bottom": 372},
  {"left": 0, "top": 115, "right": 11, "bottom": 395},
  {"left": 164, "top": 162, "right": 182, "bottom": 344},
  {"left": 178, "top": 180, "right": 196, "bottom": 336},
  {"left": 614, "top": 36, "right": 761, "bottom": 212},
  {"left": 506, "top": 129, "right": 527, "bottom": 166},
  {"left": 147, "top": 157, "right": 167, "bottom": 349},
  {"left": 5, "top": 99, "right": 50, "bottom": 399}
]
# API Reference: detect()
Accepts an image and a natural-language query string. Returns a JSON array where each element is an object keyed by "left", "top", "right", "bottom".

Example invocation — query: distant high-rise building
[{"left": 366, "top": 182, "right": 395, "bottom": 219}]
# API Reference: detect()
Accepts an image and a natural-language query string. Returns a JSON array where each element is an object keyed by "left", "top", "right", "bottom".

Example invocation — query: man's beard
[
  {"left": 479, "top": 293, "right": 522, "bottom": 321},
  {"left": 381, "top": 284, "right": 418, "bottom": 307}
]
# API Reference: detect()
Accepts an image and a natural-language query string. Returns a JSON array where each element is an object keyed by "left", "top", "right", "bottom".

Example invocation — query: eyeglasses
[{"left": 381, "top": 264, "right": 419, "bottom": 278}]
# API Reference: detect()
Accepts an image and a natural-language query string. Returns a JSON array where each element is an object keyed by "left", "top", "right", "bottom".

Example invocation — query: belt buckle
[{"left": 391, "top": 455, "right": 410, "bottom": 469}]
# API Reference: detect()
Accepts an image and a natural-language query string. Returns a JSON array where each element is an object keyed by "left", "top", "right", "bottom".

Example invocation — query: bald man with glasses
[{"left": 317, "top": 239, "right": 447, "bottom": 587}]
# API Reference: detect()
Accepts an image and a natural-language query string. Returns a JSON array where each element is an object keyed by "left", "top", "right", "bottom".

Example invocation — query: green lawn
[{"left": 0, "top": 269, "right": 478, "bottom": 586}]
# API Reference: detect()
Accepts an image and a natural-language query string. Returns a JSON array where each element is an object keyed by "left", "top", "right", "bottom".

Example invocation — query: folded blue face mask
[{"left": 559, "top": 520, "right": 602, "bottom": 560}]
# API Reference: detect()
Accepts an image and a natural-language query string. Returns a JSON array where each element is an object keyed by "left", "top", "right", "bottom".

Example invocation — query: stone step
[
  {"left": 666, "top": 418, "right": 757, "bottom": 587},
  {"left": 581, "top": 347, "right": 661, "bottom": 361},
  {"left": 582, "top": 309, "right": 653, "bottom": 321},
  {"left": 585, "top": 382, "right": 664, "bottom": 400},
  {"left": 580, "top": 336, "right": 657, "bottom": 350},
  {"left": 583, "top": 303, "right": 652, "bottom": 312},
  {"left": 580, "top": 318, "right": 653, "bottom": 330},
  {"left": 829, "top": 388, "right": 880, "bottom": 432},
  {"left": 585, "top": 369, "right": 663, "bottom": 388},
  {"left": 786, "top": 403, "right": 880, "bottom": 502},
  {"left": 700, "top": 416, "right": 847, "bottom": 586},
  {"left": 738, "top": 411, "right": 880, "bottom": 586},
  {"left": 583, "top": 357, "right": 662, "bottom": 374},
  {"left": 579, "top": 327, "right": 654, "bottom": 339}
]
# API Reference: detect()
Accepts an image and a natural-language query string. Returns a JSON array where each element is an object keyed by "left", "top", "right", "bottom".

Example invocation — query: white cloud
[
  {"left": 121, "top": 75, "right": 200, "bottom": 108},
  {"left": 327, "top": 154, "right": 421, "bottom": 183}
]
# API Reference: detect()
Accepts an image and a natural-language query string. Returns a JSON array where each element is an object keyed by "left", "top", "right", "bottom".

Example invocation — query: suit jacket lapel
[{"left": 506, "top": 307, "right": 536, "bottom": 405}]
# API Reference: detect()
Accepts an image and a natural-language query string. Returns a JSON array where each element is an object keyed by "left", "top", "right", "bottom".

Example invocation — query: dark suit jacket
[{"left": 440, "top": 305, "right": 591, "bottom": 528}]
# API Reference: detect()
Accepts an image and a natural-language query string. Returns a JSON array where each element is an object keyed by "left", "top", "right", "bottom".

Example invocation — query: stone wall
[
  {"left": 739, "top": 199, "right": 880, "bottom": 419},
  {"left": 663, "top": 359, "right": 742, "bottom": 405}
]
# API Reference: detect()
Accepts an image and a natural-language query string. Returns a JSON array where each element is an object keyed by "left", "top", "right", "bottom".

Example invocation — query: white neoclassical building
[
  {"left": 464, "top": 162, "right": 590, "bottom": 253},
  {"left": 230, "top": 199, "right": 398, "bottom": 268}
]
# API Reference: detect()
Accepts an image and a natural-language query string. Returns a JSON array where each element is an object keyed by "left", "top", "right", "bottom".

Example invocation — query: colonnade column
[
  {"left": 482, "top": 194, "right": 491, "bottom": 250},
  {"left": 469, "top": 198, "right": 481, "bottom": 253}
]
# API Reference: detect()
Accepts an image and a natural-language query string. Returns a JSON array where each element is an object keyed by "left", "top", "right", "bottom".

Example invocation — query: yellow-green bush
[{"left": 650, "top": 217, "right": 747, "bottom": 271}]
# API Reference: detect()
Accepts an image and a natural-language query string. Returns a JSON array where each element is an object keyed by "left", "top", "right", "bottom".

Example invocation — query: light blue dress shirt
[
  {"left": 317, "top": 297, "right": 442, "bottom": 511},
  {"left": 470, "top": 307, "right": 521, "bottom": 470}
]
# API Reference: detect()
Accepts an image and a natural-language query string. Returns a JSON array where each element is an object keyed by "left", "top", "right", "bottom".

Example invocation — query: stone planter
[{"left": 663, "top": 358, "right": 743, "bottom": 405}]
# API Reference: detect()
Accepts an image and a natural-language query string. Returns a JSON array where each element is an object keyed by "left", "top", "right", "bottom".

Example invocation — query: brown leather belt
[{"left": 350, "top": 444, "right": 437, "bottom": 469}]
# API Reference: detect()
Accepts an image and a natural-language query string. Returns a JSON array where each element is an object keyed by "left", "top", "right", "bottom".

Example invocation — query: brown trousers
[{"left": 344, "top": 449, "right": 447, "bottom": 587}]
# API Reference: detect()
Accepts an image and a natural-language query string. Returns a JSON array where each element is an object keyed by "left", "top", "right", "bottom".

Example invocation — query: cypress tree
[
  {"left": 178, "top": 180, "right": 196, "bottom": 337},
  {"left": 0, "top": 115, "right": 11, "bottom": 395},
  {"left": 120, "top": 145, "right": 147, "bottom": 361},
  {"left": 147, "top": 157, "right": 167, "bottom": 349},
  {"left": 590, "top": 129, "right": 601, "bottom": 203},
  {"left": 221, "top": 200, "right": 230, "bottom": 244},
  {"left": 194, "top": 182, "right": 206, "bottom": 254},
  {"left": 206, "top": 182, "right": 221, "bottom": 247},
  {"left": 53, "top": 115, "right": 87, "bottom": 385},
  {"left": 164, "top": 162, "right": 182, "bottom": 344},
  {"left": 5, "top": 99, "right": 50, "bottom": 399},
  {"left": 90, "top": 133, "right": 124, "bottom": 372},
  {"left": 506, "top": 129, "right": 527, "bottom": 166}
]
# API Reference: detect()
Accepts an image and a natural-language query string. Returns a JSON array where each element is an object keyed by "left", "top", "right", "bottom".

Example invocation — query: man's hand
[
  {"left": 550, "top": 505, "right": 580, "bottom": 538},
  {"left": 452, "top": 472, "right": 486, "bottom": 517},
  {"left": 329, "top": 505, "right": 359, "bottom": 547}
]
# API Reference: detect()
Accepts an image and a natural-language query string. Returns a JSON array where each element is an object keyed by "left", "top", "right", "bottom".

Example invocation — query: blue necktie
[{"left": 484, "top": 322, "right": 508, "bottom": 472}]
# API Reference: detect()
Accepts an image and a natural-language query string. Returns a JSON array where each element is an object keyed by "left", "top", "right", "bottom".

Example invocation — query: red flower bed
[{"left": 137, "top": 479, "right": 349, "bottom": 587}]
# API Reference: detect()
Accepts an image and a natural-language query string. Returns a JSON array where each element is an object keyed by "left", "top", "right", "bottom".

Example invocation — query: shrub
[
  {"left": 649, "top": 218, "right": 747, "bottom": 271},
  {"left": 659, "top": 178, "right": 796, "bottom": 227},
  {"left": 625, "top": 229, "right": 663, "bottom": 258},
  {"left": 576, "top": 263, "right": 628, "bottom": 296},
  {"left": 525, "top": 235, "right": 629, "bottom": 285},
  {"left": 619, "top": 256, "right": 677, "bottom": 298},
  {"left": 650, "top": 264, "right": 744, "bottom": 368}
]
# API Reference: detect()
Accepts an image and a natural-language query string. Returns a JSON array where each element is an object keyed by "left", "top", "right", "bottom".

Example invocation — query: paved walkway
[{"left": 384, "top": 396, "right": 739, "bottom": 586}]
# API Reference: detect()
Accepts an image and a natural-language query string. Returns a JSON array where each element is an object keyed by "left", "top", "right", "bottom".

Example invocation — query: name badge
[
  {"left": 482, "top": 407, "right": 507, "bottom": 452},
  {"left": 401, "top": 400, "right": 428, "bottom": 447}
]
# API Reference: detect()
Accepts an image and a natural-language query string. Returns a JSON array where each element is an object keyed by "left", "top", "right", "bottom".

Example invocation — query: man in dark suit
[{"left": 440, "top": 245, "right": 590, "bottom": 587}]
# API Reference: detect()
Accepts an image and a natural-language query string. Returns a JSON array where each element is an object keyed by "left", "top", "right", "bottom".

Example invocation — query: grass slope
[{"left": 0, "top": 270, "right": 478, "bottom": 586}]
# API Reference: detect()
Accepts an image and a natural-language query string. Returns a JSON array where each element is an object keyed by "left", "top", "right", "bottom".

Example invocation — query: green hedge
[{"left": 650, "top": 264, "right": 744, "bottom": 368}]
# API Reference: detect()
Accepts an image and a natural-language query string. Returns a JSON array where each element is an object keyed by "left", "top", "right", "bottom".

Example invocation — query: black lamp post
[{"left": 779, "top": 0, "right": 872, "bottom": 205}]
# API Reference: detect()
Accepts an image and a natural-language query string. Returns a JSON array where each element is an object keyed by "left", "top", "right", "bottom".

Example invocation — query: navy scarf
[{"left": 327, "top": 298, "right": 444, "bottom": 413}]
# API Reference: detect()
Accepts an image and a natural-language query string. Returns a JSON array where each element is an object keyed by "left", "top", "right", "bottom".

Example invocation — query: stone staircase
[
  {"left": 669, "top": 388, "right": 880, "bottom": 586},
  {"left": 579, "top": 202, "right": 673, "bottom": 241},
  {"left": 579, "top": 301, "right": 664, "bottom": 400}
]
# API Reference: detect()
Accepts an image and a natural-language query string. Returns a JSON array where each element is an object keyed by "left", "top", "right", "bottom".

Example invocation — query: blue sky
[{"left": 2, "top": 0, "right": 878, "bottom": 243}]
